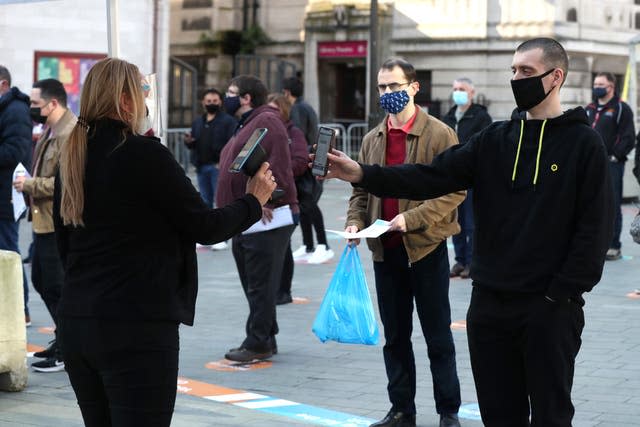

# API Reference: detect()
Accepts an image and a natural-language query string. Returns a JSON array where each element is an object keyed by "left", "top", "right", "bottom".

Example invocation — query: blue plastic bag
[{"left": 312, "top": 245, "right": 379, "bottom": 345}]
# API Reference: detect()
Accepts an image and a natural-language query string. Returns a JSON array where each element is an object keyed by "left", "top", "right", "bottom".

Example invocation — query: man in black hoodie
[
  {"left": 0, "top": 65, "right": 33, "bottom": 326},
  {"left": 585, "top": 72, "right": 635, "bottom": 261},
  {"left": 442, "top": 78, "right": 492, "bottom": 278},
  {"left": 322, "top": 38, "right": 613, "bottom": 427}
]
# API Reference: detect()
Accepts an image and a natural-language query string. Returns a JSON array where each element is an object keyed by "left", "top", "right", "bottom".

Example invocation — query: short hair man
[
  {"left": 442, "top": 78, "right": 492, "bottom": 278},
  {"left": 14, "top": 78, "right": 77, "bottom": 372},
  {"left": 324, "top": 38, "right": 613, "bottom": 427},
  {"left": 346, "top": 57, "right": 465, "bottom": 427},
  {"left": 0, "top": 65, "right": 32, "bottom": 326},
  {"left": 184, "top": 88, "right": 237, "bottom": 212},
  {"left": 217, "top": 75, "right": 298, "bottom": 363},
  {"left": 585, "top": 72, "right": 635, "bottom": 261}
]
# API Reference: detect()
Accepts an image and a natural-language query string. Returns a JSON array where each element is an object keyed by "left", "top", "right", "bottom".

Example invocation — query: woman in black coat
[{"left": 53, "top": 57, "right": 276, "bottom": 427}]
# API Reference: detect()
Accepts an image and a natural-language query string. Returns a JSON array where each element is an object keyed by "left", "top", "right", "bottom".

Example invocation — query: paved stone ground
[{"left": 1, "top": 178, "right": 639, "bottom": 426}]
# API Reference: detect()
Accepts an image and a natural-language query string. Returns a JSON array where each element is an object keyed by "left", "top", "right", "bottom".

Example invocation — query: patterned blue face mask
[{"left": 379, "top": 90, "right": 410, "bottom": 114}]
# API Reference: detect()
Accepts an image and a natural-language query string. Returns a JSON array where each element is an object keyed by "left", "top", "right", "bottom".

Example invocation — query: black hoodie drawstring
[{"left": 511, "top": 119, "right": 547, "bottom": 191}]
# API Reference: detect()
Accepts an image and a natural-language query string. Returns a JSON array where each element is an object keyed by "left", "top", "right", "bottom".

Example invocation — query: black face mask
[
  {"left": 510, "top": 68, "right": 555, "bottom": 111},
  {"left": 205, "top": 104, "right": 220, "bottom": 114},
  {"left": 30, "top": 107, "right": 47, "bottom": 124}
]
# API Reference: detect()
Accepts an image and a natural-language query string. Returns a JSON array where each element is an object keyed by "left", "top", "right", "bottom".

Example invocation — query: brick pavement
[{"left": 1, "top": 178, "right": 638, "bottom": 426}]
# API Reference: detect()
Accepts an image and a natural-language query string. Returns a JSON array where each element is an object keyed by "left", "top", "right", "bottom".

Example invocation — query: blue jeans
[
  {"left": 0, "top": 219, "right": 29, "bottom": 316},
  {"left": 609, "top": 161, "right": 624, "bottom": 250},
  {"left": 373, "top": 242, "right": 461, "bottom": 415},
  {"left": 452, "top": 189, "right": 474, "bottom": 266},
  {"left": 196, "top": 164, "right": 219, "bottom": 208}
]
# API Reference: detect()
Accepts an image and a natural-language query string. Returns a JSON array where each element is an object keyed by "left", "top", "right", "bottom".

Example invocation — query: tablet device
[
  {"left": 229, "top": 127, "right": 268, "bottom": 176},
  {"left": 312, "top": 126, "right": 336, "bottom": 177}
]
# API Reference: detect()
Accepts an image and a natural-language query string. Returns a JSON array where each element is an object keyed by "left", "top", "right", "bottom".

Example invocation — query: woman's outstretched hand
[{"left": 246, "top": 162, "right": 278, "bottom": 205}]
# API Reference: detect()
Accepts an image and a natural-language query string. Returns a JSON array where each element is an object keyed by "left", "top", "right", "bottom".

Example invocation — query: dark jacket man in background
[
  {"left": 0, "top": 65, "right": 32, "bottom": 325},
  {"left": 585, "top": 72, "right": 635, "bottom": 260},
  {"left": 185, "top": 88, "right": 237, "bottom": 209},
  {"left": 442, "top": 77, "right": 492, "bottom": 278}
]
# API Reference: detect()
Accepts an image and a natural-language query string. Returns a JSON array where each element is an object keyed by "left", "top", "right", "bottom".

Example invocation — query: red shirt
[{"left": 381, "top": 109, "right": 417, "bottom": 248}]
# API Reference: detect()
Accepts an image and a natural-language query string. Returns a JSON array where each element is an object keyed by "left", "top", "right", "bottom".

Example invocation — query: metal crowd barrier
[{"left": 166, "top": 128, "right": 191, "bottom": 172}]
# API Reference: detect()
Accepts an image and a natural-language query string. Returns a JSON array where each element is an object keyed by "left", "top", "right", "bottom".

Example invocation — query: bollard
[{"left": 0, "top": 250, "right": 28, "bottom": 391}]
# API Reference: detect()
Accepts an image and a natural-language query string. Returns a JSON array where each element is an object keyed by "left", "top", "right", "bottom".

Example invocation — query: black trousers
[
  {"left": 299, "top": 182, "right": 327, "bottom": 250},
  {"left": 278, "top": 241, "right": 294, "bottom": 298},
  {"left": 373, "top": 242, "right": 461, "bottom": 415},
  {"left": 232, "top": 224, "right": 295, "bottom": 351},
  {"left": 466, "top": 287, "right": 584, "bottom": 427},
  {"left": 32, "top": 233, "right": 64, "bottom": 325},
  {"left": 58, "top": 318, "right": 179, "bottom": 427},
  {"left": 32, "top": 232, "right": 64, "bottom": 354}
]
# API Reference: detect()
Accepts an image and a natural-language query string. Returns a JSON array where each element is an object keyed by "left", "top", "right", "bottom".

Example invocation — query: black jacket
[
  {"left": 0, "top": 87, "right": 32, "bottom": 220},
  {"left": 188, "top": 111, "right": 237, "bottom": 167},
  {"left": 585, "top": 96, "right": 635, "bottom": 161},
  {"left": 441, "top": 103, "right": 492, "bottom": 145},
  {"left": 357, "top": 107, "right": 613, "bottom": 304},
  {"left": 53, "top": 119, "right": 262, "bottom": 326}
]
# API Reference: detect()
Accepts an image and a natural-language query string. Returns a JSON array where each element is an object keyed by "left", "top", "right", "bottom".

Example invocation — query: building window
[
  {"left": 181, "top": 17, "right": 211, "bottom": 31},
  {"left": 183, "top": 0, "right": 213, "bottom": 8},
  {"left": 567, "top": 8, "right": 577, "bottom": 22},
  {"left": 636, "top": 12, "right": 640, "bottom": 29}
]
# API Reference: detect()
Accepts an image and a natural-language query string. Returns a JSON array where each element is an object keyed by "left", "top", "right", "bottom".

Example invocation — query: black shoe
[
  {"left": 276, "top": 293, "right": 293, "bottom": 305},
  {"left": 32, "top": 357, "right": 65, "bottom": 373},
  {"left": 440, "top": 413, "right": 461, "bottom": 427},
  {"left": 270, "top": 336, "right": 278, "bottom": 355},
  {"left": 224, "top": 347, "right": 272, "bottom": 363},
  {"left": 449, "top": 262, "right": 465, "bottom": 277},
  {"left": 369, "top": 411, "right": 416, "bottom": 427},
  {"left": 459, "top": 266, "right": 470, "bottom": 279},
  {"left": 33, "top": 340, "right": 57, "bottom": 359}
]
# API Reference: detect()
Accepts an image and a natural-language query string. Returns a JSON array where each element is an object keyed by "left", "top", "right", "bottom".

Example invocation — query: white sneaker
[
  {"left": 211, "top": 241, "right": 228, "bottom": 251},
  {"left": 306, "top": 244, "right": 335, "bottom": 264},
  {"left": 292, "top": 245, "right": 312, "bottom": 260},
  {"left": 196, "top": 243, "right": 210, "bottom": 249}
]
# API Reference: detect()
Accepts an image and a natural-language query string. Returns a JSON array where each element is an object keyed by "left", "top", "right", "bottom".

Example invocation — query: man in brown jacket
[
  {"left": 346, "top": 58, "right": 464, "bottom": 427},
  {"left": 14, "top": 78, "right": 76, "bottom": 372}
]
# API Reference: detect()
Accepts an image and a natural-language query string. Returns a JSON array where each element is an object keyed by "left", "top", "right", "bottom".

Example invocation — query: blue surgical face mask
[
  {"left": 379, "top": 90, "right": 410, "bottom": 115},
  {"left": 452, "top": 91, "right": 468, "bottom": 106}
]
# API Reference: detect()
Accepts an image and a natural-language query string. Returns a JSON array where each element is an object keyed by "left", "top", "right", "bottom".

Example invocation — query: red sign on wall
[{"left": 318, "top": 41, "right": 368, "bottom": 58}]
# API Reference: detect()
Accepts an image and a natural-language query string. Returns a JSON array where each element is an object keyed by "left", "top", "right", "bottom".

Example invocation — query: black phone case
[{"left": 241, "top": 143, "right": 267, "bottom": 177}]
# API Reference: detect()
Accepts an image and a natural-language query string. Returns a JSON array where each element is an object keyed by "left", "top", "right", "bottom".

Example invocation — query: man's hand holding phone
[
  {"left": 246, "top": 162, "right": 277, "bottom": 206},
  {"left": 310, "top": 147, "right": 364, "bottom": 183}
]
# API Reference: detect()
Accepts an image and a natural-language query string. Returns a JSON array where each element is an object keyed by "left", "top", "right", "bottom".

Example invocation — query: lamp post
[
  {"left": 367, "top": 0, "right": 379, "bottom": 131},
  {"left": 628, "top": 34, "right": 640, "bottom": 124},
  {"left": 106, "top": 0, "right": 120, "bottom": 58}
]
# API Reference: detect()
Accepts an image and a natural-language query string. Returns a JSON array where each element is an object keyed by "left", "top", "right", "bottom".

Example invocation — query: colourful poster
[{"left": 34, "top": 52, "right": 105, "bottom": 115}]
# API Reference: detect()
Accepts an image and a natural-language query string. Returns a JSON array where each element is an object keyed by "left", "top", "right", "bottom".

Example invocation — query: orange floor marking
[
  {"left": 37, "top": 326, "right": 55, "bottom": 335},
  {"left": 626, "top": 292, "right": 640, "bottom": 299},
  {"left": 450, "top": 320, "right": 467, "bottom": 330},
  {"left": 177, "top": 377, "right": 240, "bottom": 397},
  {"left": 292, "top": 297, "right": 310, "bottom": 304},
  {"left": 27, "top": 343, "right": 44, "bottom": 353},
  {"left": 205, "top": 359, "right": 272, "bottom": 372}
]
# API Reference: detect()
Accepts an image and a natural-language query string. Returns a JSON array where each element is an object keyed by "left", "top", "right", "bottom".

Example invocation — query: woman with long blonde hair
[{"left": 53, "top": 57, "right": 276, "bottom": 427}]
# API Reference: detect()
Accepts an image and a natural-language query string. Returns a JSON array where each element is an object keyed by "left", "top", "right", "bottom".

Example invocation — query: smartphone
[
  {"left": 229, "top": 127, "right": 268, "bottom": 176},
  {"left": 312, "top": 126, "right": 336, "bottom": 177}
]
